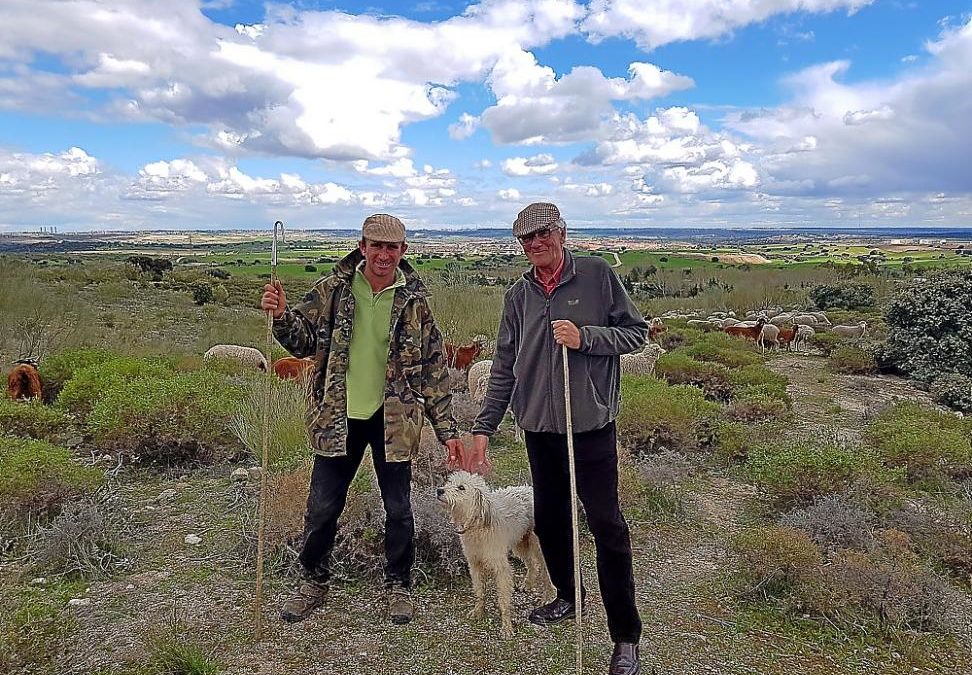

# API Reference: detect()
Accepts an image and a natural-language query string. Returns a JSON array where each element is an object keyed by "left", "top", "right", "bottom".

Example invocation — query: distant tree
[
  {"left": 190, "top": 282, "right": 215, "bottom": 306},
  {"left": 710, "top": 256, "right": 719, "bottom": 263},
  {"left": 207, "top": 268, "right": 230, "bottom": 280},
  {"left": 809, "top": 282, "right": 875, "bottom": 310},
  {"left": 659, "top": 256, "right": 669, "bottom": 263},
  {"left": 304, "top": 264, "right": 317, "bottom": 273}
]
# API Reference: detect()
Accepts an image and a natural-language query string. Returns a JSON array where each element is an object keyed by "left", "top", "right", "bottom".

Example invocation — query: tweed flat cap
[
  {"left": 362, "top": 213, "right": 406, "bottom": 242},
  {"left": 512, "top": 202, "right": 565, "bottom": 237}
]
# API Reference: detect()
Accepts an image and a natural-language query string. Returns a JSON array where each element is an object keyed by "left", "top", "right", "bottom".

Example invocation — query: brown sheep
[
  {"left": 272, "top": 356, "right": 314, "bottom": 381},
  {"left": 7, "top": 359, "right": 42, "bottom": 401}
]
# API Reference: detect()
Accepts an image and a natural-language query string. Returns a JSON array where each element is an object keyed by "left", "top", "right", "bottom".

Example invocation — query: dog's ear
[{"left": 472, "top": 488, "right": 492, "bottom": 530}]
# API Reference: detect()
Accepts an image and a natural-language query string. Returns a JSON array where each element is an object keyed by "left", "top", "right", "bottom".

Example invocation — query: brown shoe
[
  {"left": 280, "top": 582, "right": 327, "bottom": 623},
  {"left": 386, "top": 586, "right": 414, "bottom": 625},
  {"left": 609, "top": 642, "right": 640, "bottom": 675}
]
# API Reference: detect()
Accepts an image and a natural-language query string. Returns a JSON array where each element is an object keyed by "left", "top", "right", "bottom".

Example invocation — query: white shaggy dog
[{"left": 436, "top": 471, "right": 554, "bottom": 637}]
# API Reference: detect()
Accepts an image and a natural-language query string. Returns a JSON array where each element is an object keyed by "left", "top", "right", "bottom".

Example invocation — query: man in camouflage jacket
[{"left": 260, "top": 213, "right": 463, "bottom": 626}]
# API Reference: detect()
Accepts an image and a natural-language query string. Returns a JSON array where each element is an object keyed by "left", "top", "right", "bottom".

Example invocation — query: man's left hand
[
  {"left": 444, "top": 438, "right": 465, "bottom": 470},
  {"left": 551, "top": 320, "right": 581, "bottom": 350}
]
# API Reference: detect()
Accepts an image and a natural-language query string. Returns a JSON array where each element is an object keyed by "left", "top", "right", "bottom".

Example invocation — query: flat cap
[
  {"left": 362, "top": 213, "right": 406, "bottom": 242},
  {"left": 512, "top": 202, "right": 564, "bottom": 237}
]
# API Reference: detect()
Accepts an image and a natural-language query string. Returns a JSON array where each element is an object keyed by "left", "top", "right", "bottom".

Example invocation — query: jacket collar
[
  {"left": 523, "top": 247, "right": 576, "bottom": 291},
  {"left": 333, "top": 248, "right": 429, "bottom": 298}
]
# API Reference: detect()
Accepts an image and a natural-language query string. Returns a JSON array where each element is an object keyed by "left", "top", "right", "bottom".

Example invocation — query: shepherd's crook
[
  {"left": 562, "top": 343, "right": 584, "bottom": 674},
  {"left": 254, "top": 220, "right": 283, "bottom": 640}
]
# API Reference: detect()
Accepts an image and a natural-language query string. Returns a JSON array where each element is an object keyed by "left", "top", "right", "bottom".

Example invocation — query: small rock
[
  {"left": 65, "top": 436, "right": 85, "bottom": 448},
  {"left": 68, "top": 598, "right": 90, "bottom": 607},
  {"left": 247, "top": 466, "right": 263, "bottom": 481},
  {"left": 184, "top": 534, "right": 202, "bottom": 546},
  {"left": 30, "top": 577, "right": 47, "bottom": 586},
  {"left": 126, "top": 584, "right": 135, "bottom": 590},
  {"left": 156, "top": 489, "right": 178, "bottom": 503},
  {"left": 231, "top": 467, "right": 249, "bottom": 482}
]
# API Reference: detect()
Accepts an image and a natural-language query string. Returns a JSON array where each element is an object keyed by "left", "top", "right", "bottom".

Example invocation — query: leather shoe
[
  {"left": 609, "top": 642, "right": 640, "bottom": 675},
  {"left": 528, "top": 597, "right": 580, "bottom": 626}
]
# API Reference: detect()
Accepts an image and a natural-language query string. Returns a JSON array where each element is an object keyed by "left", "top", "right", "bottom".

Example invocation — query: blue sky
[{"left": 0, "top": 0, "right": 969, "bottom": 231}]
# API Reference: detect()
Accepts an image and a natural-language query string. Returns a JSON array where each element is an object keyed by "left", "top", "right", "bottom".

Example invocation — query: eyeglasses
[{"left": 517, "top": 226, "right": 562, "bottom": 246}]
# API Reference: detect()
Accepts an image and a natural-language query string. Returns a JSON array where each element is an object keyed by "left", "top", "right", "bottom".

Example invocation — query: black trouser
[
  {"left": 298, "top": 408, "right": 414, "bottom": 588},
  {"left": 525, "top": 421, "right": 642, "bottom": 644}
]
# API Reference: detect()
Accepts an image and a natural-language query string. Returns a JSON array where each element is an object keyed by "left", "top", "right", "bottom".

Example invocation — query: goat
[
  {"left": 758, "top": 324, "right": 780, "bottom": 353},
  {"left": 445, "top": 335, "right": 488, "bottom": 371},
  {"left": 777, "top": 324, "right": 798, "bottom": 351},
  {"left": 272, "top": 356, "right": 314, "bottom": 381},
  {"left": 7, "top": 358, "right": 42, "bottom": 401},
  {"left": 648, "top": 317, "right": 666, "bottom": 341},
  {"left": 725, "top": 318, "right": 766, "bottom": 343}
]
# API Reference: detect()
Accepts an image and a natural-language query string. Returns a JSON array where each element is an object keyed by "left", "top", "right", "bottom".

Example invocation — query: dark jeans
[
  {"left": 298, "top": 408, "right": 414, "bottom": 588},
  {"left": 525, "top": 421, "right": 642, "bottom": 644}
]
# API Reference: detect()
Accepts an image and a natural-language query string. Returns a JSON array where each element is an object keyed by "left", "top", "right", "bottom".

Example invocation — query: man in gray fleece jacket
[{"left": 469, "top": 202, "right": 648, "bottom": 675}]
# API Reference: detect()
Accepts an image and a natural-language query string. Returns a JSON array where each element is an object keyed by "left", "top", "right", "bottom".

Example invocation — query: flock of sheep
[{"left": 664, "top": 307, "right": 868, "bottom": 353}]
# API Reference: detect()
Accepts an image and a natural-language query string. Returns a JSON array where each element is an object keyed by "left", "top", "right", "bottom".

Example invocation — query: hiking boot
[
  {"left": 386, "top": 585, "right": 414, "bottom": 625},
  {"left": 528, "top": 597, "right": 582, "bottom": 626},
  {"left": 279, "top": 581, "right": 327, "bottom": 623}
]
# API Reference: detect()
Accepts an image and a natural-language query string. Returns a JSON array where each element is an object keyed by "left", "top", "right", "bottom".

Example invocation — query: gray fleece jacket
[{"left": 471, "top": 248, "right": 648, "bottom": 436}]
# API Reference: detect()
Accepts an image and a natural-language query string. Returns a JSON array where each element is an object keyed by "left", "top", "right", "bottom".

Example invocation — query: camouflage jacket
[{"left": 272, "top": 249, "right": 459, "bottom": 462}]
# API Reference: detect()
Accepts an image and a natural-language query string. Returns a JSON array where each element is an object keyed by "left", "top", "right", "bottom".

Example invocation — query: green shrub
[
  {"left": 232, "top": 378, "right": 310, "bottom": 471},
  {"left": 930, "top": 373, "right": 972, "bottom": 414},
  {"left": 0, "top": 399, "right": 75, "bottom": 442},
  {"left": 618, "top": 376, "right": 720, "bottom": 455},
  {"left": 864, "top": 402, "right": 972, "bottom": 482},
  {"left": 809, "top": 332, "right": 842, "bottom": 356},
  {"left": 86, "top": 370, "right": 244, "bottom": 466},
  {"left": 713, "top": 420, "right": 750, "bottom": 464},
  {"left": 730, "top": 365, "right": 789, "bottom": 398},
  {"left": 39, "top": 348, "right": 116, "bottom": 399},
  {"left": 190, "top": 282, "right": 215, "bottom": 305},
  {"left": 830, "top": 345, "right": 876, "bottom": 374},
  {"left": 726, "top": 390, "right": 790, "bottom": 423},
  {"left": 881, "top": 270, "right": 972, "bottom": 384},
  {"left": 56, "top": 356, "right": 176, "bottom": 416},
  {"left": 656, "top": 326, "right": 706, "bottom": 352},
  {"left": 682, "top": 333, "right": 762, "bottom": 369},
  {"left": 746, "top": 439, "right": 876, "bottom": 507},
  {"left": 655, "top": 352, "right": 732, "bottom": 400},
  {"left": 0, "top": 437, "right": 102, "bottom": 524},
  {"left": 733, "top": 526, "right": 821, "bottom": 598},
  {"left": 810, "top": 282, "right": 875, "bottom": 310}
]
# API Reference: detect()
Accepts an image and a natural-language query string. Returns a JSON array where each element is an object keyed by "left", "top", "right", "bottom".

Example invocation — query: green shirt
[{"left": 346, "top": 263, "right": 406, "bottom": 419}]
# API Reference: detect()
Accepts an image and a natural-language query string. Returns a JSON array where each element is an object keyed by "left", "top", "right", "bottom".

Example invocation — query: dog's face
[{"left": 436, "top": 471, "right": 491, "bottom": 532}]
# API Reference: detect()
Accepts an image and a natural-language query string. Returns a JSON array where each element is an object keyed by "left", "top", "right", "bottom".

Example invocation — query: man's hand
[
  {"left": 261, "top": 280, "right": 287, "bottom": 320},
  {"left": 463, "top": 434, "right": 491, "bottom": 475},
  {"left": 551, "top": 319, "right": 581, "bottom": 350},
  {"left": 444, "top": 438, "right": 465, "bottom": 470}
]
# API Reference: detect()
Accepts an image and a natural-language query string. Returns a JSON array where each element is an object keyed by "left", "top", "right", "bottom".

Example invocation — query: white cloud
[
  {"left": 502, "top": 153, "right": 559, "bottom": 176},
  {"left": 448, "top": 113, "right": 480, "bottom": 140},
  {"left": 480, "top": 49, "right": 693, "bottom": 144},
  {"left": 581, "top": 0, "right": 873, "bottom": 51},
  {"left": 497, "top": 187, "right": 521, "bottom": 200},
  {"left": 724, "top": 18, "right": 972, "bottom": 196}
]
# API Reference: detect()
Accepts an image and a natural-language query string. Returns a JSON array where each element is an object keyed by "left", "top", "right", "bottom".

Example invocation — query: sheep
[
  {"left": 272, "top": 356, "right": 314, "bottom": 381},
  {"left": 466, "top": 359, "right": 522, "bottom": 442},
  {"left": 831, "top": 321, "right": 868, "bottom": 340},
  {"left": 758, "top": 324, "right": 780, "bottom": 353},
  {"left": 687, "top": 319, "right": 719, "bottom": 331},
  {"left": 620, "top": 343, "right": 666, "bottom": 376},
  {"left": 204, "top": 345, "right": 268, "bottom": 372},
  {"left": 7, "top": 358, "right": 42, "bottom": 401},
  {"left": 808, "top": 311, "right": 832, "bottom": 326},
  {"left": 467, "top": 359, "right": 493, "bottom": 405},
  {"left": 791, "top": 314, "right": 821, "bottom": 327},
  {"left": 794, "top": 325, "right": 815, "bottom": 352},
  {"left": 725, "top": 318, "right": 766, "bottom": 343},
  {"left": 769, "top": 313, "right": 794, "bottom": 326}
]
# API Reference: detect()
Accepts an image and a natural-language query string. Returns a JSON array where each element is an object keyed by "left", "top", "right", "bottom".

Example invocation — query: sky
[{"left": 0, "top": 0, "right": 970, "bottom": 232}]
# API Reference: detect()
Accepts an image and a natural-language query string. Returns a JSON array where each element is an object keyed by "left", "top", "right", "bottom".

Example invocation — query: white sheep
[
  {"left": 204, "top": 345, "right": 268, "bottom": 372},
  {"left": 467, "top": 359, "right": 493, "bottom": 405},
  {"left": 687, "top": 319, "right": 719, "bottom": 331},
  {"left": 620, "top": 343, "right": 666, "bottom": 376},
  {"left": 794, "top": 325, "right": 815, "bottom": 352},
  {"left": 831, "top": 321, "right": 867, "bottom": 340},
  {"left": 758, "top": 324, "right": 780, "bottom": 353},
  {"left": 769, "top": 313, "right": 794, "bottom": 326},
  {"left": 791, "top": 314, "right": 820, "bottom": 327}
]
